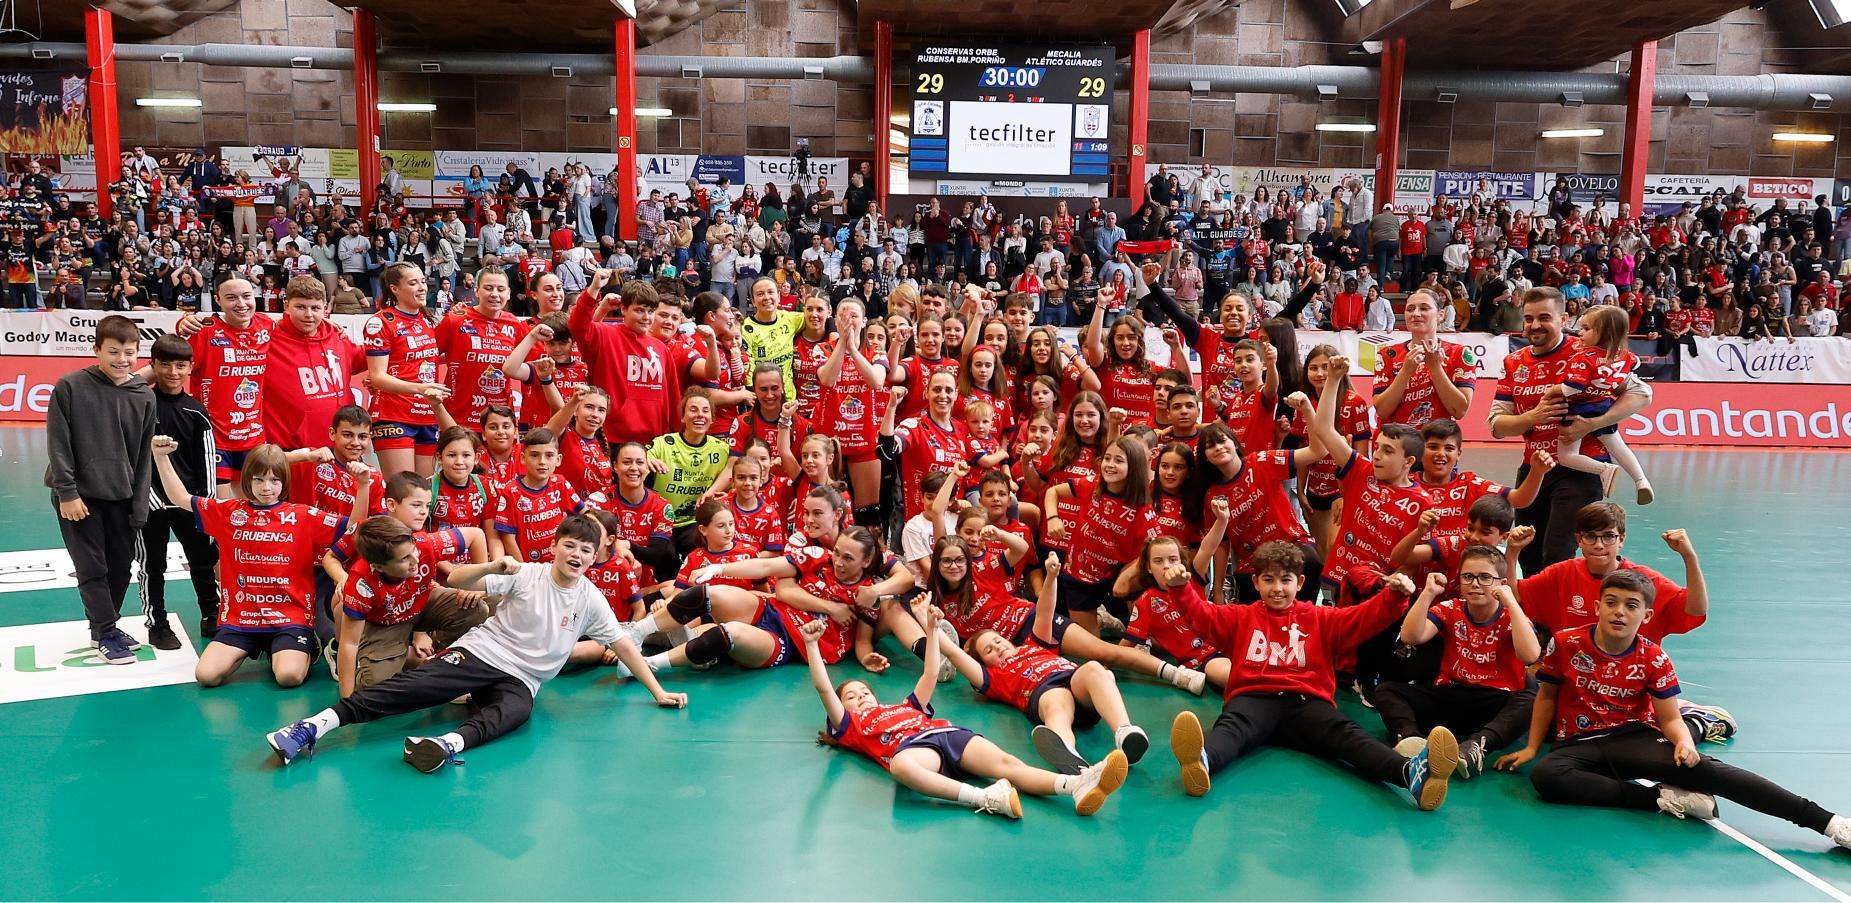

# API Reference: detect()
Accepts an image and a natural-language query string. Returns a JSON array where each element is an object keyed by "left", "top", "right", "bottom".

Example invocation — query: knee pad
[
  {"left": 683, "top": 624, "right": 733, "bottom": 667},
  {"left": 666, "top": 585, "right": 710, "bottom": 625},
  {"left": 853, "top": 506, "right": 883, "bottom": 534}
]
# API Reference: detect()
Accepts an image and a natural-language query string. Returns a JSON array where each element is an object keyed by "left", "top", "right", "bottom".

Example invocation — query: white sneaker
[
  {"left": 1597, "top": 462, "right": 1621, "bottom": 499},
  {"left": 1394, "top": 735, "right": 1427, "bottom": 758},
  {"left": 1455, "top": 735, "right": 1486, "bottom": 781},
  {"left": 1826, "top": 815, "right": 1851, "bottom": 851},
  {"left": 1658, "top": 785, "right": 1719, "bottom": 820},
  {"left": 1070, "top": 749, "right": 1129, "bottom": 816},
  {"left": 974, "top": 779, "right": 1021, "bottom": 819},
  {"left": 935, "top": 620, "right": 959, "bottom": 683},
  {"left": 1171, "top": 666, "right": 1207, "bottom": 696}
]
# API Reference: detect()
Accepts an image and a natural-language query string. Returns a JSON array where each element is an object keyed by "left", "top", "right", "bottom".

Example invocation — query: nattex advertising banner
[
  {"left": 0, "top": 71, "right": 89, "bottom": 155},
  {"left": 1682, "top": 337, "right": 1851, "bottom": 384}
]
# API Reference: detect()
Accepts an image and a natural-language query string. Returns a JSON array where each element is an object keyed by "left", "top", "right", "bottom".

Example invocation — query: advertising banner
[
  {"left": 933, "top": 180, "right": 1102, "bottom": 198},
  {"left": 1178, "top": 166, "right": 1434, "bottom": 214},
  {"left": 1447, "top": 379, "right": 1851, "bottom": 449},
  {"left": 434, "top": 150, "right": 540, "bottom": 205},
  {"left": 745, "top": 154, "right": 851, "bottom": 189},
  {"left": 1641, "top": 174, "right": 1743, "bottom": 214},
  {"left": 1434, "top": 170, "right": 1542, "bottom": 201},
  {"left": 0, "top": 71, "right": 89, "bottom": 154},
  {"left": 1834, "top": 178, "right": 1851, "bottom": 209},
  {"left": 1553, "top": 172, "right": 1620, "bottom": 204},
  {"left": 1683, "top": 336, "right": 1851, "bottom": 384}
]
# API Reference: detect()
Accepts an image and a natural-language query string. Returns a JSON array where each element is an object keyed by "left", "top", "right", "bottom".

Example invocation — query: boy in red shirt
[
  {"left": 1496, "top": 571, "right": 1851, "bottom": 851},
  {"left": 1168, "top": 542, "right": 1459, "bottom": 810},
  {"left": 569, "top": 270, "right": 679, "bottom": 446},
  {"left": 1375, "top": 546, "right": 1542, "bottom": 780},
  {"left": 1309, "top": 358, "right": 1432, "bottom": 598},
  {"left": 335, "top": 516, "right": 489, "bottom": 698},
  {"left": 493, "top": 428, "right": 587, "bottom": 563}
]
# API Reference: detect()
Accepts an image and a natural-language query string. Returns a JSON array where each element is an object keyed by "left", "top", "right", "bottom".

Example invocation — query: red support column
[
  {"left": 873, "top": 20, "right": 893, "bottom": 209},
  {"left": 84, "top": 7, "right": 120, "bottom": 222},
  {"left": 353, "top": 9, "right": 380, "bottom": 213},
  {"left": 1127, "top": 29, "right": 1150, "bottom": 201},
  {"left": 1619, "top": 39, "right": 1657, "bottom": 214},
  {"left": 614, "top": 17, "right": 639, "bottom": 243},
  {"left": 1373, "top": 37, "right": 1406, "bottom": 220}
]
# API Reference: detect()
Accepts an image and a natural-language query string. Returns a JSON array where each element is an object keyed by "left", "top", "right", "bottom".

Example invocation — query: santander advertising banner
[{"left": 1448, "top": 381, "right": 1851, "bottom": 449}]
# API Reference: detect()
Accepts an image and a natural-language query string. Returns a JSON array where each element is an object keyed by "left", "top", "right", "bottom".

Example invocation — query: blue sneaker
[
  {"left": 404, "top": 736, "right": 464, "bottom": 774},
  {"left": 1679, "top": 701, "right": 1738, "bottom": 743},
  {"left": 96, "top": 628, "right": 139, "bottom": 665},
  {"left": 267, "top": 720, "right": 319, "bottom": 766},
  {"left": 1405, "top": 725, "right": 1459, "bottom": 811}
]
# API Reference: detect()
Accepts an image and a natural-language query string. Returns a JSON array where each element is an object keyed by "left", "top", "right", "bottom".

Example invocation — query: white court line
[{"left": 1634, "top": 780, "right": 1851, "bottom": 903}]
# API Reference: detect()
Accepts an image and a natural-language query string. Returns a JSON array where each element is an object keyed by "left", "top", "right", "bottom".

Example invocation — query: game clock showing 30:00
[{"left": 908, "top": 44, "right": 1115, "bottom": 182}]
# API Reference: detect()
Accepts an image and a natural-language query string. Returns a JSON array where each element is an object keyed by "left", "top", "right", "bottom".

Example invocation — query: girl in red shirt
[
  {"left": 432, "top": 426, "right": 498, "bottom": 563},
  {"left": 956, "top": 345, "right": 1015, "bottom": 439},
  {"left": 724, "top": 452, "right": 787, "bottom": 555},
  {"left": 1084, "top": 301, "right": 1157, "bottom": 426},
  {"left": 1044, "top": 436, "right": 1156, "bottom": 636},
  {"left": 1286, "top": 345, "right": 1374, "bottom": 558},
  {"left": 475, "top": 405, "right": 523, "bottom": 490},
  {"left": 815, "top": 299, "right": 888, "bottom": 521},
  {"left": 545, "top": 385, "right": 614, "bottom": 506},
  {"left": 891, "top": 314, "right": 960, "bottom": 424},
  {"left": 674, "top": 500, "right": 764, "bottom": 593},
  {"left": 805, "top": 608, "right": 1126, "bottom": 819},
  {"left": 1023, "top": 391, "right": 1110, "bottom": 560}
]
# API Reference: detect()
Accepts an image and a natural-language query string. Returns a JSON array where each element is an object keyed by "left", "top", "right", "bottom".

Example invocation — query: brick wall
[{"left": 108, "top": 0, "right": 1851, "bottom": 177}]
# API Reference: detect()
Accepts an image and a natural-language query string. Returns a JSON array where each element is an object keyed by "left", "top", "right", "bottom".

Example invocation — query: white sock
[
  {"left": 1157, "top": 662, "right": 1176, "bottom": 682},
  {"left": 439, "top": 731, "right": 466, "bottom": 752},
  {"left": 307, "top": 708, "right": 341, "bottom": 737},
  {"left": 956, "top": 783, "right": 984, "bottom": 807},
  {"left": 644, "top": 652, "right": 673, "bottom": 671},
  {"left": 1053, "top": 773, "right": 1078, "bottom": 796},
  {"left": 629, "top": 617, "right": 661, "bottom": 641}
]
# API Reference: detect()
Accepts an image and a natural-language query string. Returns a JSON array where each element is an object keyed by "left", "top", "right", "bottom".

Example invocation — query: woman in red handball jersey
[
  {"left": 1083, "top": 284, "right": 1157, "bottom": 427},
  {"left": 366, "top": 263, "right": 448, "bottom": 479},
  {"left": 815, "top": 297, "right": 889, "bottom": 526},
  {"left": 1371, "top": 287, "right": 1478, "bottom": 430},
  {"left": 435, "top": 267, "right": 528, "bottom": 428}
]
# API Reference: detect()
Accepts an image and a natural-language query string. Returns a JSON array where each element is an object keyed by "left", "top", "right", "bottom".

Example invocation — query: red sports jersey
[
  {"left": 978, "top": 642, "right": 1076, "bottom": 713},
  {"left": 609, "top": 489, "right": 675, "bottom": 547},
  {"left": 587, "top": 554, "right": 643, "bottom": 618},
  {"left": 894, "top": 414, "right": 974, "bottom": 520},
  {"left": 959, "top": 433, "right": 1005, "bottom": 497},
  {"left": 955, "top": 387, "right": 1015, "bottom": 439},
  {"left": 730, "top": 409, "right": 810, "bottom": 458},
  {"left": 1324, "top": 452, "right": 1431, "bottom": 588},
  {"left": 1211, "top": 450, "right": 1311, "bottom": 572},
  {"left": 1127, "top": 581, "right": 1221, "bottom": 669},
  {"left": 193, "top": 497, "right": 346, "bottom": 632},
  {"left": 787, "top": 542, "right": 897, "bottom": 610},
  {"left": 814, "top": 346, "right": 882, "bottom": 455},
  {"left": 1287, "top": 389, "right": 1373, "bottom": 498},
  {"left": 1178, "top": 583, "right": 1408, "bottom": 703},
  {"left": 969, "top": 541, "right": 1022, "bottom": 599},
  {"left": 1097, "top": 362, "right": 1155, "bottom": 426},
  {"left": 1372, "top": 340, "right": 1478, "bottom": 429},
  {"left": 1399, "top": 220, "right": 1427, "bottom": 255},
  {"left": 1418, "top": 470, "right": 1509, "bottom": 537},
  {"left": 1191, "top": 328, "right": 1264, "bottom": 401},
  {"left": 1036, "top": 446, "right": 1096, "bottom": 553},
  {"left": 1496, "top": 336, "right": 1607, "bottom": 460},
  {"left": 702, "top": 342, "right": 752, "bottom": 439},
  {"left": 1218, "top": 383, "right": 1276, "bottom": 454},
  {"left": 1064, "top": 479, "right": 1157, "bottom": 584},
  {"left": 433, "top": 473, "right": 492, "bottom": 532},
  {"left": 1563, "top": 348, "right": 1638, "bottom": 406},
  {"left": 1539, "top": 627, "right": 1679, "bottom": 742},
  {"left": 483, "top": 447, "right": 522, "bottom": 490},
  {"left": 761, "top": 595, "right": 850, "bottom": 665},
  {"left": 436, "top": 305, "right": 529, "bottom": 425},
  {"left": 493, "top": 473, "right": 584, "bottom": 562},
  {"left": 287, "top": 456, "right": 386, "bottom": 518},
  {"left": 1151, "top": 494, "right": 1202, "bottom": 547},
  {"left": 189, "top": 316, "right": 273, "bottom": 452},
  {"left": 1518, "top": 558, "right": 1702, "bottom": 645},
  {"left": 518, "top": 357, "right": 588, "bottom": 429},
  {"left": 340, "top": 528, "right": 465, "bottom": 626},
  {"left": 676, "top": 541, "right": 763, "bottom": 591},
  {"left": 728, "top": 496, "right": 786, "bottom": 553},
  {"left": 1427, "top": 598, "right": 1528, "bottom": 692},
  {"left": 793, "top": 334, "right": 840, "bottom": 420},
  {"left": 829, "top": 694, "right": 956, "bottom": 770},
  {"left": 557, "top": 428, "right": 613, "bottom": 503},
  {"left": 570, "top": 293, "right": 680, "bottom": 445},
  {"left": 942, "top": 585, "right": 1035, "bottom": 642},
  {"left": 364, "top": 306, "right": 442, "bottom": 427}
]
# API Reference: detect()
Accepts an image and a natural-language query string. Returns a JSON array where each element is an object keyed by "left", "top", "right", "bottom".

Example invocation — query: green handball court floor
[{"left": 2, "top": 427, "right": 1848, "bottom": 901}]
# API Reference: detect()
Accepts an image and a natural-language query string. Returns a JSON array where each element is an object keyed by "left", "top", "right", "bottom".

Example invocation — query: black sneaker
[
  {"left": 147, "top": 617, "right": 182, "bottom": 651},
  {"left": 198, "top": 617, "right": 218, "bottom": 640}
]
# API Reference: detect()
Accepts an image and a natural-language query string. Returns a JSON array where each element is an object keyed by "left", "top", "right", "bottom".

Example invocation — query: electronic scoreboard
[{"left": 907, "top": 44, "right": 1115, "bottom": 182}]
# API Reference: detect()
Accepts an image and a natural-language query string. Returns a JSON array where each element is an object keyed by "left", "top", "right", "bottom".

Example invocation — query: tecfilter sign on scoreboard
[{"left": 908, "top": 44, "right": 1115, "bottom": 183}]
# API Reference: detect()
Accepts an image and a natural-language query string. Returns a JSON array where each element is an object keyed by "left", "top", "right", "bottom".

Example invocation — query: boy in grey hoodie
[{"left": 45, "top": 315, "right": 158, "bottom": 664}]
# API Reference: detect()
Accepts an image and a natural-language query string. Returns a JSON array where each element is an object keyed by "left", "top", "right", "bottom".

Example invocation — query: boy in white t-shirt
[{"left": 267, "top": 514, "right": 687, "bottom": 773}]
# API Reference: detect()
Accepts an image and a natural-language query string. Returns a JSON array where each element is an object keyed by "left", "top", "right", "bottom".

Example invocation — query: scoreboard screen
[{"left": 907, "top": 44, "right": 1115, "bottom": 182}]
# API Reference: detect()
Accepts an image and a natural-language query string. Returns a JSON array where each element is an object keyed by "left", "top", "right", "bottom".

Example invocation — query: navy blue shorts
[
  {"left": 213, "top": 626, "right": 316, "bottom": 659},
  {"left": 1025, "top": 668, "right": 1101, "bottom": 729},
  {"left": 1566, "top": 400, "right": 1619, "bottom": 438},
  {"left": 212, "top": 448, "right": 248, "bottom": 483},
  {"left": 750, "top": 600, "right": 800, "bottom": 669},
  {"left": 1057, "top": 571, "right": 1128, "bottom": 621},
  {"left": 371, "top": 420, "right": 439, "bottom": 453},
  {"left": 896, "top": 727, "right": 981, "bottom": 777},
  {"left": 1011, "top": 613, "right": 1072, "bottom": 649}
]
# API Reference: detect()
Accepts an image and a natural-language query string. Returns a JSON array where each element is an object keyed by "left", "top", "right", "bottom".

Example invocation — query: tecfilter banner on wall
[
  {"left": 1682, "top": 337, "right": 1851, "bottom": 384},
  {"left": 0, "top": 71, "right": 89, "bottom": 155}
]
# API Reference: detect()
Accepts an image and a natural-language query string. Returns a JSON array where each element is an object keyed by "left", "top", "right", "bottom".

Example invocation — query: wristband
[{"left": 538, "top": 378, "right": 555, "bottom": 385}]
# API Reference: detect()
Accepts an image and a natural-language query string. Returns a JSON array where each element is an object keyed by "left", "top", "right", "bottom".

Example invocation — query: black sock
[{"left": 910, "top": 637, "right": 927, "bottom": 659}]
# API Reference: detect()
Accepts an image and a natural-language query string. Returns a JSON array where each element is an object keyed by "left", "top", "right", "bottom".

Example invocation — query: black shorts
[
  {"left": 1305, "top": 490, "right": 1339, "bottom": 512},
  {"left": 213, "top": 626, "right": 316, "bottom": 659},
  {"left": 896, "top": 726, "right": 980, "bottom": 777},
  {"left": 1025, "top": 668, "right": 1102, "bottom": 729},
  {"left": 1011, "top": 613, "right": 1073, "bottom": 649},
  {"left": 1056, "top": 572, "right": 1128, "bottom": 621}
]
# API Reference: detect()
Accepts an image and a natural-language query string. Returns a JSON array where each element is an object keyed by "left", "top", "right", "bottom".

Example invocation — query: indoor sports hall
[{"left": 5, "top": 0, "right": 1851, "bottom": 899}]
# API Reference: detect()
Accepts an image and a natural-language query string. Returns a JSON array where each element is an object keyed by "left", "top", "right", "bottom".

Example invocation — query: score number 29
[{"left": 915, "top": 72, "right": 1108, "bottom": 98}]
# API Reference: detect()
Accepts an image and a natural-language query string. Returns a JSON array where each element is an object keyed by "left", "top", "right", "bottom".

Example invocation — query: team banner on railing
[
  {"left": 0, "top": 310, "right": 370, "bottom": 358},
  {"left": 0, "top": 72, "right": 89, "bottom": 155},
  {"left": 1682, "top": 337, "right": 1851, "bottom": 384}
]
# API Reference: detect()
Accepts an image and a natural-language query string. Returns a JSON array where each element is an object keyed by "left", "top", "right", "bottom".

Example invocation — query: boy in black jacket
[
  {"left": 45, "top": 315, "right": 157, "bottom": 665},
  {"left": 142, "top": 334, "right": 221, "bottom": 648}
]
